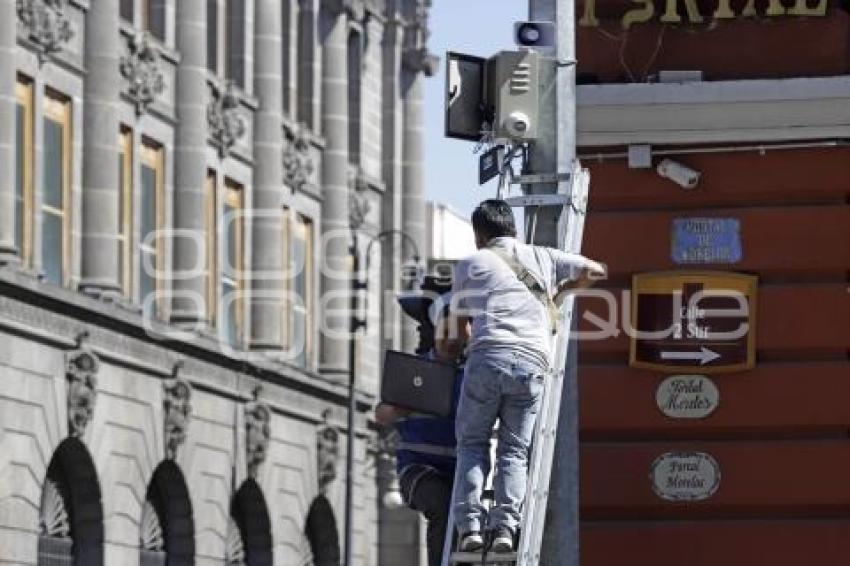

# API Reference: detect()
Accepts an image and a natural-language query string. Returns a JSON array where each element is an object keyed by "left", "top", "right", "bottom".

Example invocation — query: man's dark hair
[{"left": 471, "top": 199, "right": 517, "bottom": 242}]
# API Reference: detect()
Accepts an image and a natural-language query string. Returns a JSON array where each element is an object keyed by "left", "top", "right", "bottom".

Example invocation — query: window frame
[
  {"left": 120, "top": 0, "right": 166, "bottom": 41},
  {"left": 118, "top": 127, "right": 134, "bottom": 298},
  {"left": 205, "top": 170, "right": 218, "bottom": 328},
  {"left": 138, "top": 139, "right": 165, "bottom": 316},
  {"left": 286, "top": 211, "right": 314, "bottom": 368},
  {"left": 221, "top": 179, "right": 244, "bottom": 346},
  {"left": 15, "top": 78, "right": 34, "bottom": 268},
  {"left": 207, "top": 0, "right": 246, "bottom": 87},
  {"left": 41, "top": 90, "right": 72, "bottom": 287}
]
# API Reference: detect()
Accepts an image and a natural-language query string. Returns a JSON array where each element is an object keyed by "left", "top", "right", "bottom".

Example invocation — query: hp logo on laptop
[{"left": 413, "top": 375, "right": 423, "bottom": 388}]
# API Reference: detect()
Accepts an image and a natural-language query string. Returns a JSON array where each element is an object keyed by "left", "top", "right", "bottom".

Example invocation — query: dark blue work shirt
[{"left": 394, "top": 365, "right": 463, "bottom": 477}]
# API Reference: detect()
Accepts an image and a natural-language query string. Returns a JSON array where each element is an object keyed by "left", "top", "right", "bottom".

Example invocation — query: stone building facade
[{"left": 0, "top": 0, "right": 435, "bottom": 564}]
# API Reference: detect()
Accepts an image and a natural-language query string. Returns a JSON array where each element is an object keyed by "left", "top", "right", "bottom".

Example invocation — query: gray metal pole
[
  {"left": 526, "top": 0, "right": 579, "bottom": 564},
  {"left": 346, "top": 233, "right": 362, "bottom": 566}
]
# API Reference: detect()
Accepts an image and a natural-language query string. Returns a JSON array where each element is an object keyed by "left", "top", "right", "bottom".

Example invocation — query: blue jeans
[{"left": 453, "top": 350, "right": 546, "bottom": 534}]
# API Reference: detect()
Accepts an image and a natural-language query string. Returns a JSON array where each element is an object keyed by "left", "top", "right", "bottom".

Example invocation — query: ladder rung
[
  {"left": 503, "top": 194, "right": 572, "bottom": 208},
  {"left": 450, "top": 551, "right": 518, "bottom": 564}
]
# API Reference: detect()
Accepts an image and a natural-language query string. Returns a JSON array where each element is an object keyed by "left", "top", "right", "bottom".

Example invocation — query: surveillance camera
[
  {"left": 656, "top": 159, "right": 701, "bottom": 189},
  {"left": 504, "top": 111, "right": 531, "bottom": 138}
]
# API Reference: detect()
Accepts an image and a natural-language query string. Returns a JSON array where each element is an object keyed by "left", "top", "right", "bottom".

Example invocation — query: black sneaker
[
  {"left": 491, "top": 526, "right": 514, "bottom": 553},
  {"left": 459, "top": 531, "right": 484, "bottom": 552}
]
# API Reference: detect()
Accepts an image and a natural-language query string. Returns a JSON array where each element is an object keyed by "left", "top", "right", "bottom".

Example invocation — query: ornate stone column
[
  {"left": 79, "top": 0, "right": 122, "bottom": 297},
  {"left": 249, "top": 0, "right": 284, "bottom": 350},
  {"left": 171, "top": 0, "right": 208, "bottom": 326},
  {"left": 0, "top": 0, "right": 16, "bottom": 264},
  {"left": 400, "top": 2, "right": 436, "bottom": 352},
  {"left": 318, "top": 0, "right": 353, "bottom": 376}
]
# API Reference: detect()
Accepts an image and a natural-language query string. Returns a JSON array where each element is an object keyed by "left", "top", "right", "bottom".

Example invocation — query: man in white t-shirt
[{"left": 437, "top": 199, "right": 605, "bottom": 554}]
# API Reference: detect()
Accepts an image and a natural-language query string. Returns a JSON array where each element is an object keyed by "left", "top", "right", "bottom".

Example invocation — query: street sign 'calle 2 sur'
[{"left": 630, "top": 271, "right": 758, "bottom": 374}]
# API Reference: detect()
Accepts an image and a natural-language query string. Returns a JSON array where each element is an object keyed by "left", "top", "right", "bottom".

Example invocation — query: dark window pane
[
  {"left": 226, "top": 0, "right": 245, "bottom": 87},
  {"left": 347, "top": 32, "right": 361, "bottom": 165},
  {"left": 118, "top": 153, "right": 124, "bottom": 236},
  {"left": 293, "top": 308, "right": 306, "bottom": 366},
  {"left": 140, "top": 163, "right": 156, "bottom": 241},
  {"left": 120, "top": 0, "right": 134, "bottom": 21},
  {"left": 296, "top": 6, "right": 312, "bottom": 125},
  {"left": 140, "top": 250, "right": 156, "bottom": 315},
  {"left": 224, "top": 204, "right": 237, "bottom": 276},
  {"left": 118, "top": 151, "right": 125, "bottom": 283},
  {"left": 293, "top": 237, "right": 306, "bottom": 298},
  {"left": 14, "top": 103, "right": 24, "bottom": 252},
  {"left": 148, "top": 0, "right": 166, "bottom": 40},
  {"left": 42, "top": 213, "right": 62, "bottom": 285},
  {"left": 43, "top": 118, "right": 63, "bottom": 209},
  {"left": 207, "top": 0, "right": 218, "bottom": 73},
  {"left": 221, "top": 280, "right": 237, "bottom": 344}
]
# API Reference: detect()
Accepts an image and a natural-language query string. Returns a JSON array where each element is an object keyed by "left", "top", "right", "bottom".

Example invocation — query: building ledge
[
  {"left": 0, "top": 267, "right": 375, "bottom": 414},
  {"left": 578, "top": 75, "right": 850, "bottom": 146}
]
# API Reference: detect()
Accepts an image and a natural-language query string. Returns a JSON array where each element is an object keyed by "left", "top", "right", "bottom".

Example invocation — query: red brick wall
[{"left": 575, "top": 6, "right": 850, "bottom": 562}]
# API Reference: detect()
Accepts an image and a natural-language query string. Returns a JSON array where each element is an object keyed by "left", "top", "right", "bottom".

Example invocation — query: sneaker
[
  {"left": 491, "top": 527, "right": 514, "bottom": 553},
  {"left": 459, "top": 531, "right": 484, "bottom": 552}
]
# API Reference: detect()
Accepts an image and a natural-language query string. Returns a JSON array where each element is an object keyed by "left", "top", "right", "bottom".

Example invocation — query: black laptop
[{"left": 381, "top": 350, "right": 457, "bottom": 418}]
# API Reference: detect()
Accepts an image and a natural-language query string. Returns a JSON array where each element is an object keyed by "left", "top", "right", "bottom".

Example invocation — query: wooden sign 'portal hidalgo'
[
  {"left": 630, "top": 271, "right": 758, "bottom": 374},
  {"left": 580, "top": 0, "right": 829, "bottom": 30}
]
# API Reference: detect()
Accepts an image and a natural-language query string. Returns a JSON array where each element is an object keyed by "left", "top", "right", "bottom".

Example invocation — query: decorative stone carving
[
  {"left": 39, "top": 479, "right": 70, "bottom": 537},
  {"left": 208, "top": 80, "right": 246, "bottom": 159},
  {"left": 282, "top": 125, "right": 316, "bottom": 193},
  {"left": 120, "top": 31, "right": 165, "bottom": 116},
  {"left": 66, "top": 332, "right": 99, "bottom": 438},
  {"left": 317, "top": 410, "right": 340, "bottom": 493},
  {"left": 16, "top": 0, "right": 74, "bottom": 64},
  {"left": 403, "top": 46, "right": 439, "bottom": 77},
  {"left": 163, "top": 362, "right": 193, "bottom": 460},
  {"left": 245, "top": 387, "right": 271, "bottom": 479},
  {"left": 348, "top": 168, "right": 371, "bottom": 230}
]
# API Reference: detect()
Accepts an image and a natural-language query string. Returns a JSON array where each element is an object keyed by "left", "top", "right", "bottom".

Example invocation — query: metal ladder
[{"left": 441, "top": 162, "right": 590, "bottom": 566}]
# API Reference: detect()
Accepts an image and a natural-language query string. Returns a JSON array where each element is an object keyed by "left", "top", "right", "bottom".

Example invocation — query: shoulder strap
[{"left": 488, "top": 246, "right": 560, "bottom": 335}]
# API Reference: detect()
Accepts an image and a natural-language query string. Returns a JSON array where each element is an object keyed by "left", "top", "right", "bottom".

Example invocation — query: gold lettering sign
[{"left": 579, "top": 0, "right": 829, "bottom": 29}]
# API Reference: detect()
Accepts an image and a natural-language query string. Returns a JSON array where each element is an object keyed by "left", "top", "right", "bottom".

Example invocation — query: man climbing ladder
[{"left": 437, "top": 197, "right": 604, "bottom": 560}]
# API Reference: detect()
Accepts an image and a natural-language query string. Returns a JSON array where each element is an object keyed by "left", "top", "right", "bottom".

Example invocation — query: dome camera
[
  {"left": 656, "top": 159, "right": 701, "bottom": 189},
  {"left": 505, "top": 111, "right": 531, "bottom": 138}
]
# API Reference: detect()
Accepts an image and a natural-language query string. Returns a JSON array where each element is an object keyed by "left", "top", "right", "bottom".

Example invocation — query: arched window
[
  {"left": 229, "top": 480, "right": 273, "bottom": 566},
  {"left": 37, "top": 438, "right": 104, "bottom": 566},
  {"left": 143, "top": 462, "right": 195, "bottom": 566},
  {"left": 304, "top": 495, "right": 341, "bottom": 566}
]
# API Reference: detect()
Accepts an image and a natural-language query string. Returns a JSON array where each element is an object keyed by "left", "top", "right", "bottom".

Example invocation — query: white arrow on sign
[{"left": 661, "top": 347, "right": 721, "bottom": 366}]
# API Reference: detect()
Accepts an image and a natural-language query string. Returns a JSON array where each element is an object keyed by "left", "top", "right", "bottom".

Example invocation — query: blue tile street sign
[{"left": 672, "top": 218, "right": 742, "bottom": 265}]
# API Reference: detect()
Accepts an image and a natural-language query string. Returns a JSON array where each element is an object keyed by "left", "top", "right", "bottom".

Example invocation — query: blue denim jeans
[{"left": 452, "top": 349, "right": 547, "bottom": 534}]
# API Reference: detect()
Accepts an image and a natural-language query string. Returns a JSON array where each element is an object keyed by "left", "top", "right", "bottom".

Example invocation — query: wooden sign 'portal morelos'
[{"left": 630, "top": 271, "right": 758, "bottom": 374}]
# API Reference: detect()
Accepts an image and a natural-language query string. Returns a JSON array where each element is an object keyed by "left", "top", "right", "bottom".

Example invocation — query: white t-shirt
[{"left": 451, "top": 237, "right": 594, "bottom": 366}]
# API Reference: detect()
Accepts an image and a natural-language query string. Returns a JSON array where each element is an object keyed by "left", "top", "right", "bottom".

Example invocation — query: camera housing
[
  {"left": 486, "top": 50, "right": 540, "bottom": 141},
  {"left": 656, "top": 159, "right": 701, "bottom": 189},
  {"left": 514, "top": 21, "right": 555, "bottom": 48}
]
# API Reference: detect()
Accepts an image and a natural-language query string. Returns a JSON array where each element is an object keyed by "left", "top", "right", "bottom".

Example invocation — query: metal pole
[
  {"left": 346, "top": 233, "right": 361, "bottom": 566},
  {"left": 526, "top": 0, "right": 579, "bottom": 564}
]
